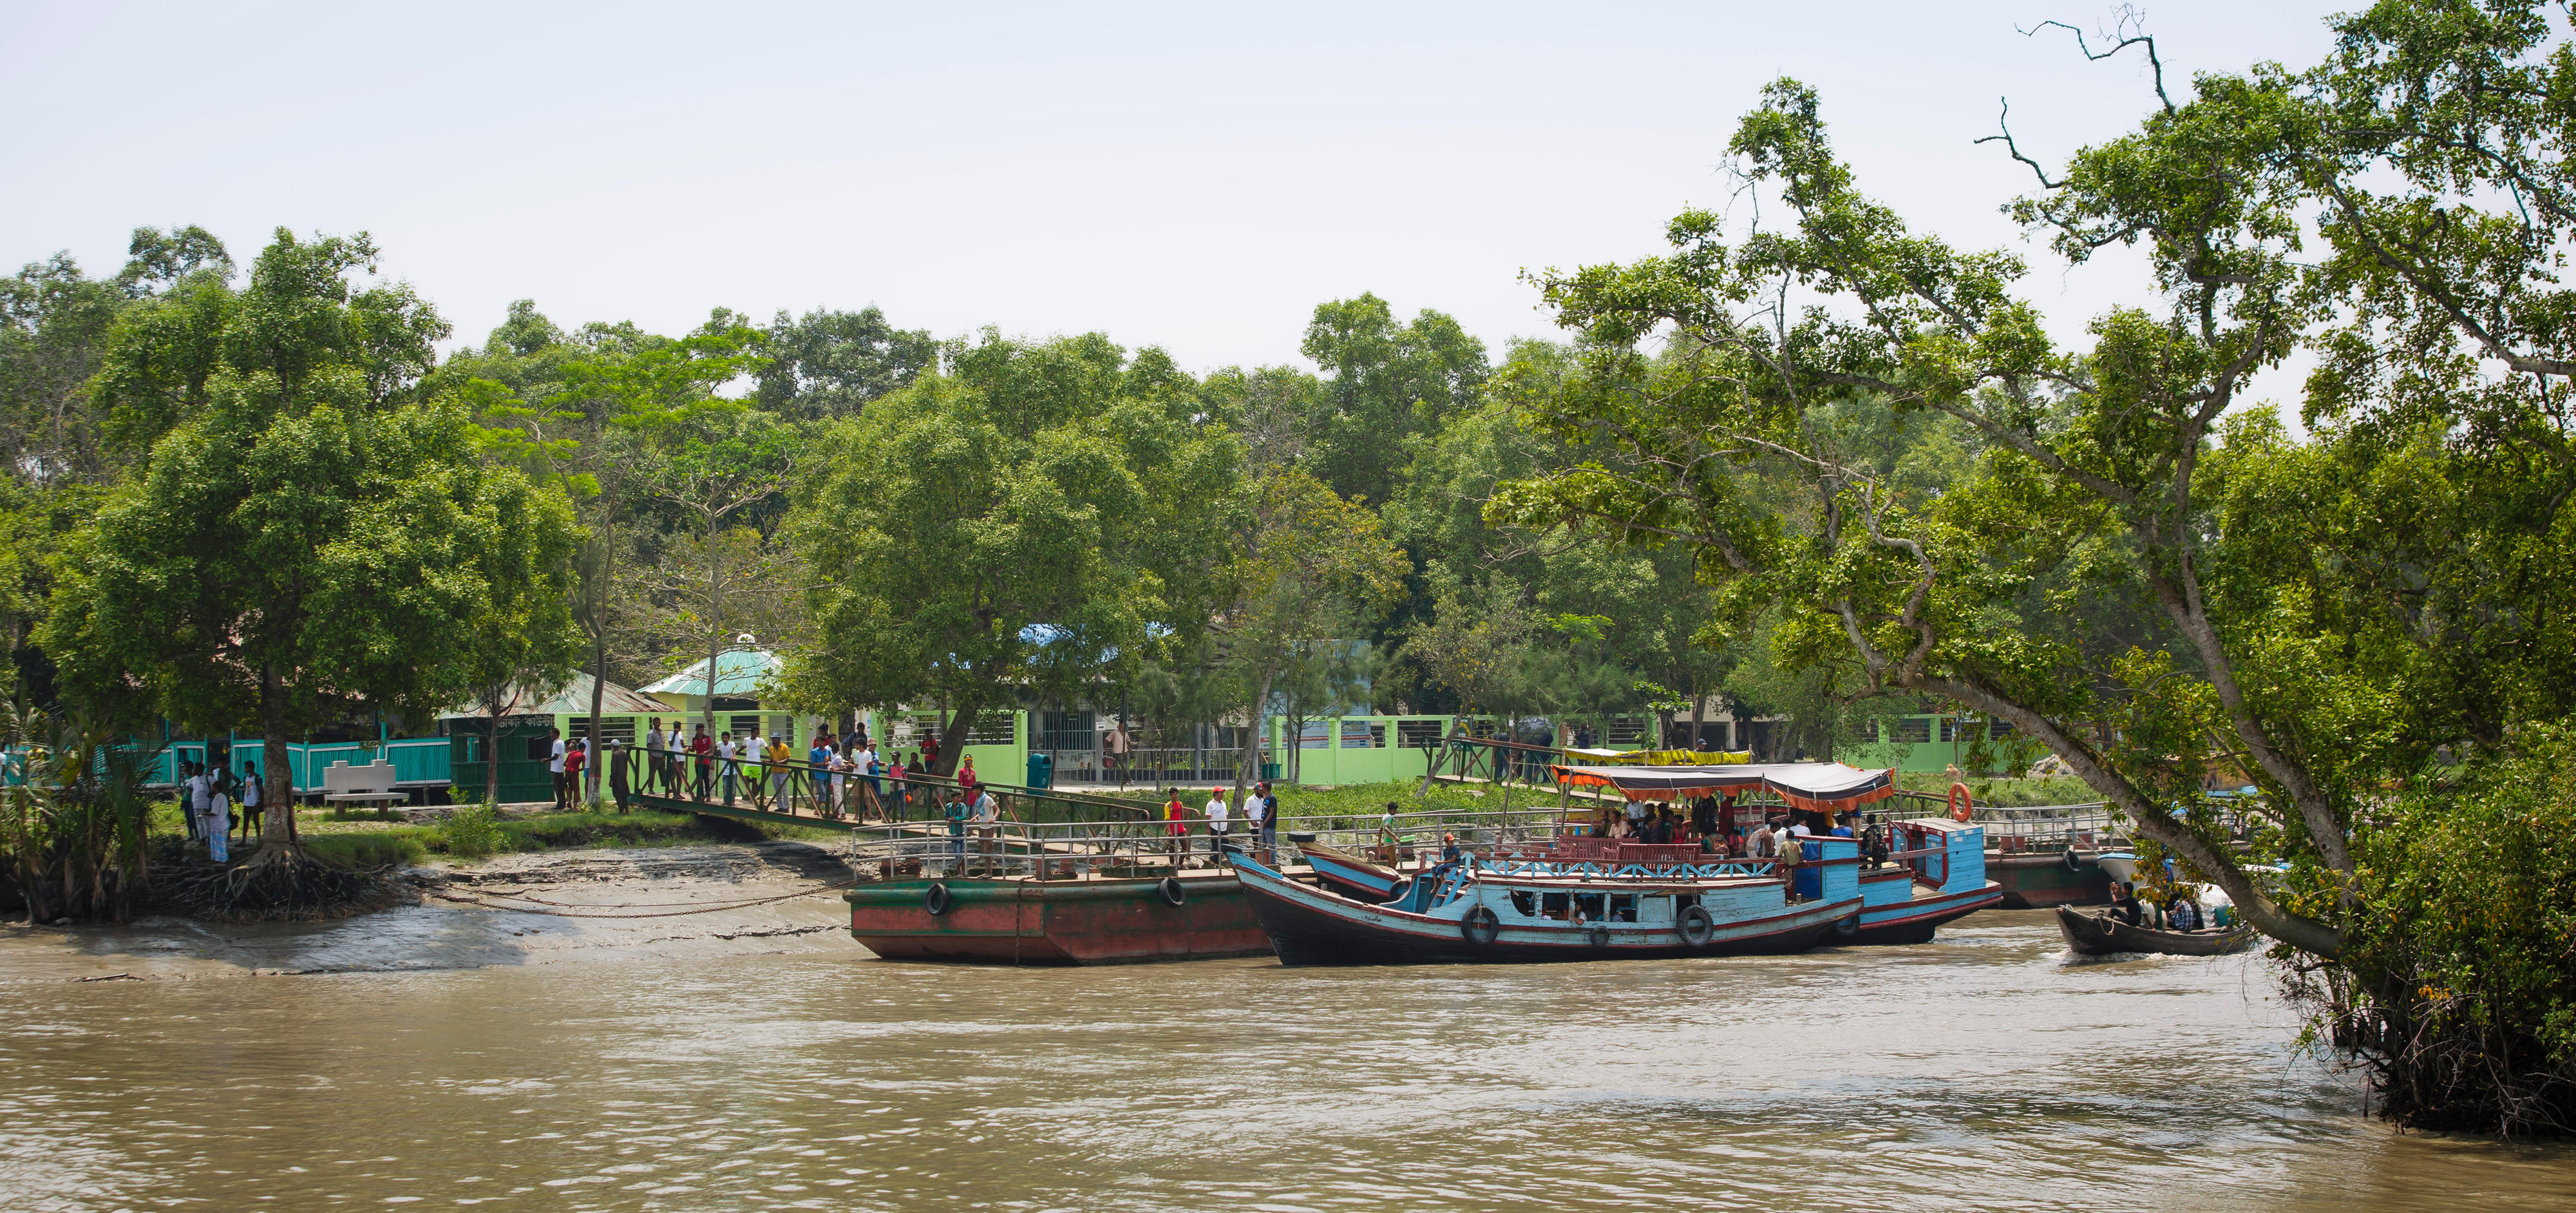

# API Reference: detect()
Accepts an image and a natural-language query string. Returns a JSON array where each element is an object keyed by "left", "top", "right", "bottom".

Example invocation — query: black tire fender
[
  {"left": 1833, "top": 913, "right": 1861, "bottom": 940},
  {"left": 1159, "top": 875, "right": 1188, "bottom": 907},
  {"left": 1588, "top": 924, "right": 1611, "bottom": 950},
  {"left": 1461, "top": 905, "right": 1501, "bottom": 947},
  {"left": 1382, "top": 877, "right": 1412, "bottom": 906},
  {"left": 2062, "top": 845, "right": 2083, "bottom": 872},
  {"left": 1677, "top": 903, "right": 1714, "bottom": 948},
  {"left": 923, "top": 881, "right": 952, "bottom": 917}
]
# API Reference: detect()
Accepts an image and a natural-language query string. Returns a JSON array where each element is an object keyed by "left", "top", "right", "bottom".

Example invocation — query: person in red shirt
[
  {"left": 956, "top": 755, "right": 980, "bottom": 801},
  {"left": 562, "top": 739, "right": 588, "bottom": 808},
  {"left": 1166, "top": 792, "right": 1189, "bottom": 865},
  {"left": 690, "top": 725, "right": 714, "bottom": 801}
]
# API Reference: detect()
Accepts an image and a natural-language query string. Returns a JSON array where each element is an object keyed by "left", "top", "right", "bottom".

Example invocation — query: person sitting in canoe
[
  {"left": 2108, "top": 883, "right": 2145, "bottom": 926},
  {"left": 2166, "top": 892, "right": 2206, "bottom": 932}
]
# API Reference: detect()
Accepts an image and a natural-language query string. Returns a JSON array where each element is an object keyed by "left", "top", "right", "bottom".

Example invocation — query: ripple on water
[{"left": 0, "top": 910, "right": 2571, "bottom": 1211}]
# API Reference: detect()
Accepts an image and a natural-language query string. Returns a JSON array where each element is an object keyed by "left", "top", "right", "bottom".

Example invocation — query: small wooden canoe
[{"left": 2055, "top": 904, "right": 2255, "bottom": 957}]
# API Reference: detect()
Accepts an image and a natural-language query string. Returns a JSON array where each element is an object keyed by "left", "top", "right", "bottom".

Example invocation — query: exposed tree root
[{"left": 150, "top": 843, "right": 408, "bottom": 923}]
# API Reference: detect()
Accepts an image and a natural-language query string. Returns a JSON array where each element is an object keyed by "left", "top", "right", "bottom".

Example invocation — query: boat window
[
  {"left": 1609, "top": 893, "right": 1638, "bottom": 922},
  {"left": 1575, "top": 893, "right": 1607, "bottom": 922},
  {"left": 1509, "top": 890, "right": 1538, "bottom": 917},
  {"left": 1542, "top": 891, "right": 1570, "bottom": 920}
]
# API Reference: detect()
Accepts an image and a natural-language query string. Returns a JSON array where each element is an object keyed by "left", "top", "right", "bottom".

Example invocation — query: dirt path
[{"left": 0, "top": 839, "right": 870, "bottom": 984}]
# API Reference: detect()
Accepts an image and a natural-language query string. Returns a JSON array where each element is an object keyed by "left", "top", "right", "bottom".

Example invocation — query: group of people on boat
[
  {"left": 1586, "top": 794, "right": 1899, "bottom": 867},
  {"left": 2105, "top": 881, "right": 2229, "bottom": 932}
]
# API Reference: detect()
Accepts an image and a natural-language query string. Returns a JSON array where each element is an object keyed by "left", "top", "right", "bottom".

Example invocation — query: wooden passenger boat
[
  {"left": 1296, "top": 841, "right": 1408, "bottom": 902},
  {"left": 1233, "top": 837, "right": 1862, "bottom": 966},
  {"left": 1554, "top": 760, "right": 2003, "bottom": 947},
  {"left": 1854, "top": 816, "right": 2003, "bottom": 944},
  {"left": 2054, "top": 904, "right": 2255, "bottom": 957}
]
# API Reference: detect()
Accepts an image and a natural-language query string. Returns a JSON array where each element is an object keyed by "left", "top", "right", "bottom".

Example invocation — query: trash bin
[
  {"left": 1260, "top": 761, "right": 1280, "bottom": 781},
  {"left": 1025, "top": 751, "right": 1053, "bottom": 790}
]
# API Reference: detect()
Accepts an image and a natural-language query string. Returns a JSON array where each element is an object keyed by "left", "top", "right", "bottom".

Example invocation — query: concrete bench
[{"left": 323, "top": 759, "right": 408, "bottom": 805}]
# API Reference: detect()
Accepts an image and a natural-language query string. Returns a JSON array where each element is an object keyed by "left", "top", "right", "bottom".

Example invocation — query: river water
[{"left": 4, "top": 870, "right": 2571, "bottom": 1212}]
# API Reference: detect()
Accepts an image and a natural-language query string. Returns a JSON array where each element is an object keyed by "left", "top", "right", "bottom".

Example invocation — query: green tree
[
  {"left": 41, "top": 230, "right": 581, "bottom": 861},
  {"left": 1209, "top": 469, "right": 1409, "bottom": 801},
  {"left": 790, "top": 332, "right": 1235, "bottom": 773},
  {"left": 1300, "top": 293, "right": 1489, "bottom": 505},
  {"left": 755, "top": 306, "right": 936, "bottom": 421},
  {"left": 1497, "top": 2, "right": 2576, "bottom": 1131}
]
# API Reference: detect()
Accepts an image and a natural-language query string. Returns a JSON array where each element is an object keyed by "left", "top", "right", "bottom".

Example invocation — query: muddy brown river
[{"left": 3, "top": 849, "right": 2570, "bottom": 1210}]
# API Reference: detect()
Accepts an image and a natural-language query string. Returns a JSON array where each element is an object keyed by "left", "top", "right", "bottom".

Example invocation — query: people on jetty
[
  {"left": 1204, "top": 788, "right": 1231, "bottom": 862},
  {"left": 1378, "top": 801, "right": 1400, "bottom": 861},
  {"left": 886, "top": 754, "right": 909, "bottom": 821},
  {"left": 956, "top": 754, "right": 980, "bottom": 803},
  {"left": 1250, "top": 783, "right": 1276, "bottom": 857},
  {"left": 971, "top": 786, "right": 1002, "bottom": 873},
  {"left": 943, "top": 790, "right": 969, "bottom": 863},
  {"left": 685, "top": 725, "right": 709, "bottom": 799},
  {"left": 1165, "top": 792, "right": 1189, "bottom": 863},
  {"left": 810, "top": 730, "right": 835, "bottom": 807}
]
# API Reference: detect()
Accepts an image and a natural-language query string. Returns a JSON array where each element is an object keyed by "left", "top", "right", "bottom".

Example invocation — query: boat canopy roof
[{"left": 1550, "top": 761, "right": 1899, "bottom": 812}]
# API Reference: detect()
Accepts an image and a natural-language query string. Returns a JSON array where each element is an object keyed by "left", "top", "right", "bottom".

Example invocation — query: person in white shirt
[
  {"left": 1245, "top": 787, "right": 1272, "bottom": 859},
  {"left": 971, "top": 788, "right": 1003, "bottom": 872},
  {"left": 1204, "top": 790, "right": 1231, "bottom": 863},
  {"left": 184, "top": 769, "right": 210, "bottom": 843},
  {"left": 717, "top": 732, "right": 739, "bottom": 804},
  {"left": 239, "top": 760, "right": 264, "bottom": 839},
  {"left": 644, "top": 721, "right": 667, "bottom": 795},
  {"left": 209, "top": 772, "right": 232, "bottom": 857},
  {"left": 548, "top": 729, "right": 569, "bottom": 809}
]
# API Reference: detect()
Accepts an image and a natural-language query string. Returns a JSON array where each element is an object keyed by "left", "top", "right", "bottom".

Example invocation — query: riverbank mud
[{"left": 0, "top": 840, "right": 864, "bottom": 983}]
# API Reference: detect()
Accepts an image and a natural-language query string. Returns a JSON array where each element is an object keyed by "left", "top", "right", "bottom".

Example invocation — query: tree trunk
[
  {"left": 486, "top": 697, "right": 504, "bottom": 808},
  {"left": 585, "top": 629, "right": 606, "bottom": 807},
  {"left": 1230, "top": 671, "right": 1273, "bottom": 809},
  {"left": 258, "top": 664, "right": 293, "bottom": 849},
  {"left": 1689, "top": 688, "right": 1706, "bottom": 752},
  {"left": 701, "top": 528, "right": 723, "bottom": 745},
  {"left": 933, "top": 698, "right": 984, "bottom": 779}
]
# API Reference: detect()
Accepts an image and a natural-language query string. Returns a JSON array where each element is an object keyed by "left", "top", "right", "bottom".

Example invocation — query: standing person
[
  {"left": 547, "top": 728, "right": 568, "bottom": 810},
  {"left": 690, "top": 725, "right": 714, "bottom": 801},
  {"left": 1164, "top": 790, "right": 1189, "bottom": 864},
  {"left": 609, "top": 738, "right": 634, "bottom": 812},
  {"left": 955, "top": 755, "right": 981, "bottom": 806},
  {"left": 828, "top": 743, "right": 852, "bottom": 818},
  {"left": 717, "top": 732, "right": 739, "bottom": 805},
  {"left": 179, "top": 762, "right": 204, "bottom": 841},
  {"left": 920, "top": 731, "right": 942, "bottom": 776},
  {"left": 1104, "top": 721, "right": 1132, "bottom": 786},
  {"left": 885, "top": 752, "right": 908, "bottom": 822},
  {"left": 1203, "top": 787, "right": 1231, "bottom": 864},
  {"left": 1377, "top": 801, "right": 1400, "bottom": 862},
  {"left": 809, "top": 731, "right": 834, "bottom": 810},
  {"left": 238, "top": 760, "right": 264, "bottom": 840},
  {"left": 643, "top": 720, "right": 666, "bottom": 796},
  {"left": 564, "top": 739, "right": 589, "bottom": 809},
  {"left": 1255, "top": 783, "right": 1280, "bottom": 857},
  {"left": 1236, "top": 788, "right": 1257, "bottom": 865},
  {"left": 863, "top": 742, "right": 884, "bottom": 819},
  {"left": 209, "top": 770, "right": 233, "bottom": 858},
  {"left": 766, "top": 734, "right": 793, "bottom": 808},
  {"left": 972, "top": 785, "right": 1003, "bottom": 874},
  {"left": 943, "top": 790, "right": 969, "bottom": 866}
]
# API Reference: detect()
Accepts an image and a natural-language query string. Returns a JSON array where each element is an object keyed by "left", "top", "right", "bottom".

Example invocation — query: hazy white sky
[{"left": 3, "top": 2, "right": 2347, "bottom": 383}]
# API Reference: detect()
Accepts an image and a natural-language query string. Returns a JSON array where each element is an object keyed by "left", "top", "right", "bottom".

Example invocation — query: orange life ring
[{"left": 1948, "top": 782, "right": 1973, "bottom": 823}]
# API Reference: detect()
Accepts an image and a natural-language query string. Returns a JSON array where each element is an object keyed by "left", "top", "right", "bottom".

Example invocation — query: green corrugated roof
[{"left": 638, "top": 649, "right": 781, "bottom": 698}]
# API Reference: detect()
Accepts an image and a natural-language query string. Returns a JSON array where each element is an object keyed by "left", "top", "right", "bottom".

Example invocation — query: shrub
[{"left": 442, "top": 804, "right": 503, "bottom": 859}]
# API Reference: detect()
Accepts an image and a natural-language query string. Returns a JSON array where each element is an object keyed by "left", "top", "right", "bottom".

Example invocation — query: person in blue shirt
[{"left": 808, "top": 732, "right": 833, "bottom": 809}]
